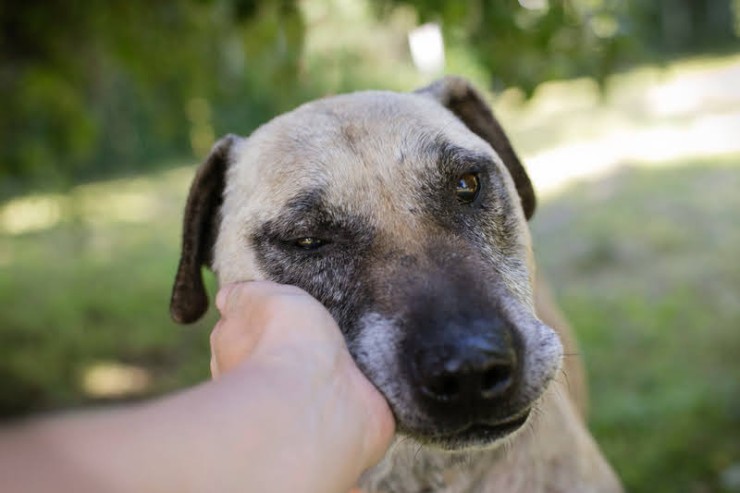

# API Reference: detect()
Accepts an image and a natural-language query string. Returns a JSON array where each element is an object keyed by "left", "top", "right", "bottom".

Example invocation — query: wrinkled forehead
[{"left": 227, "top": 91, "right": 497, "bottom": 222}]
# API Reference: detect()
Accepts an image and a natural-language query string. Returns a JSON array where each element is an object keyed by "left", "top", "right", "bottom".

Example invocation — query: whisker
[
  {"left": 559, "top": 367, "right": 573, "bottom": 393},
  {"left": 413, "top": 442, "right": 424, "bottom": 461}
]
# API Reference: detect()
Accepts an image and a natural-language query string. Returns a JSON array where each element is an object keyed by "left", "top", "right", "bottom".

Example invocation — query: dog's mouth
[{"left": 425, "top": 408, "right": 531, "bottom": 449}]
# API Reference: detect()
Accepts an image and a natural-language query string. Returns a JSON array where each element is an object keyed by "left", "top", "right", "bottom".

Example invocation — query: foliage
[
  {"left": 0, "top": 0, "right": 734, "bottom": 189},
  {"left": 2, "top": 0, "right": 738, "bottom": 188},
  {"left": 0, "top": 0, "right": 311, "bottom": 191},
  {"left": 377, "top": 0, "right": 738, "bottom": 93}
]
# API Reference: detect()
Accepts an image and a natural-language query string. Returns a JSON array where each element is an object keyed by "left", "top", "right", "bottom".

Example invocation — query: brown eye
[
  {"left": 455, "top": 172, "right": 481, "bottom": 204},
  {"left": 294, "top": 237, "right": 326, "bottom": 250}
]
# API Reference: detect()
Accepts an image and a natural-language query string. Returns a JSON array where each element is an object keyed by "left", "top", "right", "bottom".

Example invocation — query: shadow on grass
[{"left": 531, "top": 156, "right": 740, "bottom": 493}]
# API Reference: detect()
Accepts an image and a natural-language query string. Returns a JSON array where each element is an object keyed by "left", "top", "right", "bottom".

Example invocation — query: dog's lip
[{"left": 435, "top": 408, "right": 531, "bottom": 443}]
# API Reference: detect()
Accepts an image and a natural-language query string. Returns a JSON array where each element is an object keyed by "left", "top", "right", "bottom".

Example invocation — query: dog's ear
[
  {"left": 416, "top": 77, "right": 536, "bottom": 220},
  {"left": 170, "top": 134, "right": 242, "bottom": 324}
]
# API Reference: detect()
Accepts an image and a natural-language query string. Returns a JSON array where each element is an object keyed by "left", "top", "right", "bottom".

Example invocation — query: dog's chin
[{"left": 407, "top": 408, "right": 531, "bottom": 452}]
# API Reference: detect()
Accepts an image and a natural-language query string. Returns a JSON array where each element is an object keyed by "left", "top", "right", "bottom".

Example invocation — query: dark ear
[
  {"left": 416, "top": 77, "right": 536, "bottom": 220},
  {"left": 170, "top": 134, "right": 242, "bottom": 324}
]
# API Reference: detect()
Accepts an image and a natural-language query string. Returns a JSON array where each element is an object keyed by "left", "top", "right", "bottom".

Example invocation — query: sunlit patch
[
  {"left": 76, "top": 188, "right": 159, "bottom": 225},
  {"left": 647, "top": 62, "right": 740, "bottom": 117},
  {"left": 82, "top": 361, "right": 152, "bottom": 398},
  {"left": 508, "top": 55, "right": 740, "bottom": 199},
  {"left": 0, "top": 167, "right": 194, "bottom": 236},
  {"left": 0, "top": 195, "right": 64, "bottom": 234},
  {"left": 526, "top": 111, "right": 740, "bottom": 198},
  {"left": 648, "top": 76, "right": 703, "bottom": 117},
  {"left": 590, "top": 14, "right": 619, "bottom": 39},
  {"left": 518, "top": 0, "right": 548, "bottom": 10}
]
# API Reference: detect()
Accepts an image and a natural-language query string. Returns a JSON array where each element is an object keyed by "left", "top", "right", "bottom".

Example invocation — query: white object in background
[
  {"left": 408, "top": 23, "right": 445, "bottom": 75},
  {"left": 518, "top": 0, "right": 548, "bottom": 10}
]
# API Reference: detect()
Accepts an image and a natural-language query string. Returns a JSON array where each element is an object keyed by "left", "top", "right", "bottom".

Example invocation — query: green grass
[
  {"left": 531, "top": 157, "right": 740, "bottom": 492},
  {"left": 0, "top": 170, "right": 219, "bottom": 415}
]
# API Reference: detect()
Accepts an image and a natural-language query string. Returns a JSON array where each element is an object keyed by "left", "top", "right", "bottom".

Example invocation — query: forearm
[
  {"left": 0, "top": 404, "right": 186, "bottom": 493},
  {"left": 0, "top": 363, "right": 366, "bottom": 493}
]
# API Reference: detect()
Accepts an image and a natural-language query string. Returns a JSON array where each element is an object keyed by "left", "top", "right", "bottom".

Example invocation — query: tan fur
[
  {"left": 171, "top": 78, "right": 622, "bottom": 492},
  {"left": 535, "top": 275, "right": 588, "bottom": 417},
  {"left": 216, "top": 93, "right": 509, "bottom": 276}
]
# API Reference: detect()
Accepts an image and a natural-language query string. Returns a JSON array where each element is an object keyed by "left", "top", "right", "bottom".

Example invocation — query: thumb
[
  {"left": 215, "top": 282, "right": 243, "bottom": 316},
  {"left": 210, "top": 283, "right": 265, "bottom": 377}
]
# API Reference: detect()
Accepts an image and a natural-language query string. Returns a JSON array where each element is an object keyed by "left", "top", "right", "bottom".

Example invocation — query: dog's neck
[
  {"left": 358, "top": 381, "right": 620, "bottom": 493},
  {"left": 359, "top": 437, "right": 505, "bottom": 493}
]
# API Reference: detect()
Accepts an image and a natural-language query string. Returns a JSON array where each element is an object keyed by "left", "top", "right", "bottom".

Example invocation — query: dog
[{"left": 170, "top": 77, "right": 623, "bottom": 492}]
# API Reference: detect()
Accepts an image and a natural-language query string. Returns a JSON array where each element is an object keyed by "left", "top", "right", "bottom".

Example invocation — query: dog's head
[{"left": 170, "top": 77, "right": 562, "bottom": 451}]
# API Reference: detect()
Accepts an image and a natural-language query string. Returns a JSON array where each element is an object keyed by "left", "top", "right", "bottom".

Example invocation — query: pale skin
[{"left": 0, "top": 281, "right": 395, "bottom": 493}]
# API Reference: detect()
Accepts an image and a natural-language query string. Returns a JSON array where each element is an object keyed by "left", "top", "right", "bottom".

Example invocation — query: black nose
[{"left": 413, "top": 333, "right": 517, "bottom": 405}]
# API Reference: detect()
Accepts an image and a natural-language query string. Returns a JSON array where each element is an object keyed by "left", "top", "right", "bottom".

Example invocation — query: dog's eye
[
  {"left": 455, "top": 172, "right": 481, "bottom": 204},
  {"left": 293, "top": 237, "right": 327, "bottom": 250}
]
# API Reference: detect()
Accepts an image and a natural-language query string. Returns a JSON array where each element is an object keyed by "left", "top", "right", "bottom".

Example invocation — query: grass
[
  {"left": 531, "top": 157, "right": 740, "bottom": 492},
  {"left": 0, "top": 169, "right": 219, "bottom": 415},
  {"left": 1, "top": 54, "right": 739, "bottom": 492}
]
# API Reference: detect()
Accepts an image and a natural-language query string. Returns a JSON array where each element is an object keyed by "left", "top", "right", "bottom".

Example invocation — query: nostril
[
  {"left": 480, "top": 363, "right": 514, "bottom": 399},
  {"left": 422, "top": 373, "right": 461, "bottom": 401},
  {"left": 413, "top": 339, "right": 518, "bottom": 403},
  {"left": 419, "top": 362, "right": 515, "bottom": 402}
]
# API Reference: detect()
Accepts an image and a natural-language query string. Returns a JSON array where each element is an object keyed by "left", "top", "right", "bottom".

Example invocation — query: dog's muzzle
[
  {"left": 402, "top": 311, "right": 528, "bottom": 443},
  {"left": 355, "top": 253, "right": 558, "bottom": 449}
]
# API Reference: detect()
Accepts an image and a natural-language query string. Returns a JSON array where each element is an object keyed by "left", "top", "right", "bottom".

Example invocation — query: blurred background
[{"left": 1, "top": 0, "right": 739, "bottom": 491}]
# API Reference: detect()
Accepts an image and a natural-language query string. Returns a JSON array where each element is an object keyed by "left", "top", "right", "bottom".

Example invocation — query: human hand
[{"left": 209, "top": 281, "right": 395, "bottom": 491}]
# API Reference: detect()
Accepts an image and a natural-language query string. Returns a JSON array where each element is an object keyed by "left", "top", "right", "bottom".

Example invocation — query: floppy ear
[
  {"left": 170, "top": 134, "right": 242, "bottom": 324},
  {"left": 416, "top": 77, "right": 536, "bottom": 220}
]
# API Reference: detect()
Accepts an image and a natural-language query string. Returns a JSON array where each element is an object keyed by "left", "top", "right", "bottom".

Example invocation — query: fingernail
[{"left": 216, "top": 283, "right": 238, "bottom": 313}]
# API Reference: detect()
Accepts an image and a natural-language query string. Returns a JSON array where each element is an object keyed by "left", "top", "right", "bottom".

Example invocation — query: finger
[
  {"left": 210, "top": 353, "right": 220, "bottom": 379},
  {"left": 211, "top": 281, "right": 340, "bottom": 374},
  {"left": 215, "top": 282, "right": 241, "bottom": 316},
  {"left": 209, "top": 319, "right": 225, "bottom": 378},
  {"left": 211, "top": 316, "right": 262, "bottom": 374},
  {"left": 217, "top": 281, "right": 310, "bottom": 316},
  {"left": 211, "top": 283, "right": 286, "bottom": 373}
]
